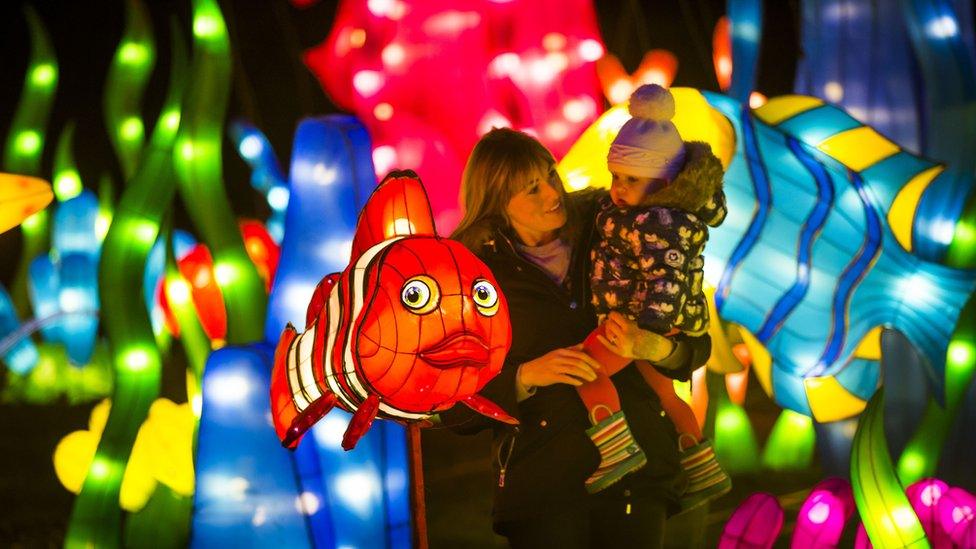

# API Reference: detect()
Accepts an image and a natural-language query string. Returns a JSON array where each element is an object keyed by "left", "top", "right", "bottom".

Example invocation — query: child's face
[{"left": 609, "top": 172, "right": 669, "bottom": 207}]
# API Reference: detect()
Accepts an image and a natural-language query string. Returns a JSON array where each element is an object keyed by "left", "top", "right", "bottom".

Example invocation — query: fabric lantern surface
[
  {"left": 791, "top": 477, "right": 856, "bottom": 548},
  {"left": 937, "top": 486, "right": 976, "bottom": 546},
  {"left": 0, "top": 173, "right": 52, "bottom": 234},
  {"left": 304, "top": 0, "right": 605, "bottom": 232},
  {"left": 719, "top": 492, "right": 784, "bottom": 549},
  {"left": 906, "top": 478, "right": 953, "bottom": 548},
  {"left": 270, "top": 171, "right": 515, "bottom": 451}
]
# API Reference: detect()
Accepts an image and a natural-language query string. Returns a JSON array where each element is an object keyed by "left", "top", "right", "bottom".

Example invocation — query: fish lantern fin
[
  {"left": 460, "top": 394, "right": 519, "bottom": 426},
  {"left": 0, "top": 173, "right": 53, "bottom": 234},
  {"left": 342, "top": 394, "right": 381, "bottom": 450},
  {"left": 349, "top": 170, "right": 437, "bottom": 262},
  {"left": 270, "top": 323, "right": 301, "bottom": 446},
  {"left": 282, "top": 391, "right": 338, "bottom": 449},
  {"left": 305, "top": 272, "right": 340, "bottom": 329}
]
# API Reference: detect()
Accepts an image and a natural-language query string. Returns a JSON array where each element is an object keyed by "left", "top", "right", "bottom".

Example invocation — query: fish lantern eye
[
  {"left": 400, "top": 275, "right": 440, "bottom": 314},
  {"left": 472, "top": 279, "right": 499, "bottom": 316}
]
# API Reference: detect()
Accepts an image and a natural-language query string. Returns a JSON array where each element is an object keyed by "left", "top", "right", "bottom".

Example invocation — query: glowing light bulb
[
  {"left": 490, "top": 52, "right": 521, "bottom": 77},
  {"left": 239, "top": 135, "right": 263, "bottom": 159},
  {"left": 118, "top": 42, "right": 150, "bottom": 66},
  {"left": 119, "top": 117, "right": 144, "bottom": 143},
  {"left": 54, "top": 170, "right": 83, "bottom": 201},
  {"left": 121, "top": 347, "right": 152, "bottom": 372},
  {"left": 542, "top": 32, "right": 567, "bottom": 51},
  {"left": 267, "top": 186, "right": 289, "bottom": 210},
  {"left": 372, "top": 146, "right": 397, "bottom": 175},
  {"left": 578, "top": 38, "right": 604, "bottom": 62},
  {"left": 374, "top": 103, "right": 394, "bottom": 121},
  {"left": 382, "top": 43, "right": 406, "bottom": 67},
  {"left": 353, "top": 71, "right": 384, "bottom": 97},
  {"left": 749, "top": 92, "right": 768, "bottom": 109},
  {"left": 15, "top": 131, "right": 42, "bottom": 156},
  {"left": 193, "top": 13, "right": 225, "bottom": 39},
  {"left": 349, "top": 28, "right": 367, "bottom": 48},
  {"left": 30, "top": 63, "right": 56, "bottom": 87},
  {"left": 609, "top": 80, "right": 632, "bottom": 105},
  {"left": 167, "top": 278, "right": 191, "bottom": 305},
  {"left": 824, "top": 81, "right": 844, "bottom": 102}
]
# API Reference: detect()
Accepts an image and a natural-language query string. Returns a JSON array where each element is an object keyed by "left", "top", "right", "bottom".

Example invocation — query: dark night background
[{"left": 0, "top": 1, "right": 801, "bottom": 546}]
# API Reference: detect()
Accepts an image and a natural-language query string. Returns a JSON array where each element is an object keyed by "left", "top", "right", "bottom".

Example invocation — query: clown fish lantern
[{"left": 271, "top": 171, "right": 516, "bottom": 450}]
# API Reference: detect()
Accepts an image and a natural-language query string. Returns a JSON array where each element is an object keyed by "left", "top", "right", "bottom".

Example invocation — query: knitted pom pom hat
[{"left": 607, "top": 84, "right": 686, "bottom": 181}]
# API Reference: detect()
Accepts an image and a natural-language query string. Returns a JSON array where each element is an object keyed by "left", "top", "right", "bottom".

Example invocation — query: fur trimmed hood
[{"left": 641, "top": 141, "right": 725, "bottom": 225}]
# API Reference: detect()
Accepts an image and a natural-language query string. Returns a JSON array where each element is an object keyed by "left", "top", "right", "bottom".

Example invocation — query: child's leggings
[{"left": 577, "top": 322, "right": 703, "bottom": 445}]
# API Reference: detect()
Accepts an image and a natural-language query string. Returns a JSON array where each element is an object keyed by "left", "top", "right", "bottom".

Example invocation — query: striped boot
[
  {"left": 584, "top": 411, "right": 647, "bottom": 494},
  {"left": 678, "top": 436, "right": 732, "bottom": 511}
]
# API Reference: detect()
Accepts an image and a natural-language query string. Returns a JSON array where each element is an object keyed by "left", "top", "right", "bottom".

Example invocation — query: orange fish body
[{"left": 270, "top": 171, "right": 515, "bottom": 450}]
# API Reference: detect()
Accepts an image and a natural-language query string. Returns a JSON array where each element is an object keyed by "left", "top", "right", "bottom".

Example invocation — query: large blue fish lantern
[{"left": 559, "top": 89, "right": 976, "bottom": 422}]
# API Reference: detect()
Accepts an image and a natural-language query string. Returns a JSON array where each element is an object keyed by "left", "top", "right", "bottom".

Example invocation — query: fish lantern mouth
[{"left": 419, "top": 333, "right": 490, "bottom": 369}]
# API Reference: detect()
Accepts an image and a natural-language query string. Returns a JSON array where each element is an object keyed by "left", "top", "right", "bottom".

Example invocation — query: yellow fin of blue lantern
[
  {"left": 0, "top": 173, "right": 53, "bottom": 234},
  {"left": 804, "top": 375, "right": 868, "bottom": 422},
  {"left": 853, "top": 326, "right": 884, "bottom": 360},
  {"left": 887, "top": 165, "right": 944, "bottom": 252},
  {"left": 705, "top": 284, "right": 746, "bottom": 374},
  {"left": 738, "top": 327, "right": 773, "bottom": 397},
  {"left": 817, "top": 126, "right": 901, "bottom": 171},
  {"left": 754, "top": 95, "right": 824, "bottom": 125},
  {"left": 558, "top": 87, "right": 735, "bottom": 193}
]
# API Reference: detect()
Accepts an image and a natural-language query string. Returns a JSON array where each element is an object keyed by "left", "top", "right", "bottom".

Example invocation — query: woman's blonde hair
[{"left": 452, "top": 128, "right": 566, "bottom": 251}]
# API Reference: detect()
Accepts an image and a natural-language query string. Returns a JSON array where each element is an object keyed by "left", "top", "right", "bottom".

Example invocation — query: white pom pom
[{"left": 627, "top": 84, "right": 675, "bottom": 122}]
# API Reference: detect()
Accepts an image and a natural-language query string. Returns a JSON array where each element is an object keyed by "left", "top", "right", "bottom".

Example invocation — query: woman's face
[{"left": 505, "top": 165, "right": 566, "bottom": 246}]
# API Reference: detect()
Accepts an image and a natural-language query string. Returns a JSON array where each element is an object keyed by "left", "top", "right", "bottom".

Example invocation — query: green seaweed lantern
[
  {"left": 4, "top": 7, "right": 59, "bottom": 317},
  {"left": 104, "top": 0, "right": 156, "bottom": 179},
  {"left": 64, "top": 25, "right": 187, "bottom": 549},
  {"left": 52, "top": 122, "right": 84, "bottom": 202},
  {"left": 851, "top": 388, "right": 930, "bottom": 548},
  {"left": 172, "top": 0, "right": 267, "bottom": 345}
]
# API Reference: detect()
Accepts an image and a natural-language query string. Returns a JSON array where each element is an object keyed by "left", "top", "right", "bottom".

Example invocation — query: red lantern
[
  {"left": 178, "top": 244, "right": 227, "bottom": 341},
  {"left": 270, "top": 171, "right": 516, "bottom": 451},
  {"left": 239, "top": 219, "right": 280, "bottom": 290},
  {"left": 713, "top": 16, "right": 732, "bottom": 92}
]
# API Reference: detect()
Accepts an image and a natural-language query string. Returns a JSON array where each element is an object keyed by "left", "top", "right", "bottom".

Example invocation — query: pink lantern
[
  {"left": 791, "top": 477, "right": 856, "bottom": 548},
  {"left": 937, "top": 486, "right": 976, "bottom": 546},
  {"left": 854, "top": 523, "right": 872, "bottom": 549},
  {"left": 304, "top": 0, "right": 605, "bottom": 233},
  {"left": 905, "top": 478, "right": 952, "bottom": 548},
  {"left": 720, "top": 492, "right": 784, "bottom": 549}
]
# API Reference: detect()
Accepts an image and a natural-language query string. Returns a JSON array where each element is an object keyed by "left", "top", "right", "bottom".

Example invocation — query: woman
[{"left": 442, "top": 128, "right": 712, "bottom": 548}]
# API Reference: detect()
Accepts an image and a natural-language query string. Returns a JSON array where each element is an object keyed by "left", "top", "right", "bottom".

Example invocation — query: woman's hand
[
  {"left": 597, "top": 312, "right": 676, "bottom": 363},
  {"left": 517, "top": 346, "right": 601, "bottom": 389}
]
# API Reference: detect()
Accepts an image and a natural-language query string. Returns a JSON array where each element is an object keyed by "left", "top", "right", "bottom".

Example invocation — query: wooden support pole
[{"left": 407, "top": 422, "right": 428, "bottom": 549}]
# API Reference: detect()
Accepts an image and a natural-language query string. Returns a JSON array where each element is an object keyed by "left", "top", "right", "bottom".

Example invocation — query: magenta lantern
[
  {"left": 905, "top": 478, "right": 952, "bottom": 548},
  {"left": 854, "top": 523, "right": 872, "bottom": 549},
  {"left": 937, "top": 486, "right": 976, "bottom": 546},
  {"left": 791, "top": 477, "right": 856, "bottom": 548},
  {"left": 720, "top": 492, "right": 784, "bottom": 549}
]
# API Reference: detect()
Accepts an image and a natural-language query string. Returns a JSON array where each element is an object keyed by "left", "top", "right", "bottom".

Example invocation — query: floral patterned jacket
[{"left": 590, "top": 141, "right": 726, "bottom": 336}]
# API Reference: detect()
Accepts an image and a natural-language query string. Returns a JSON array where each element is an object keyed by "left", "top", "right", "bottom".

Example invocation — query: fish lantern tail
[
  {"left": 270, "top": 323, "right": 301, "bottom": 447},
  {"left": 342, "top": 394, "right": 380, "bottom": 450},
  {"left": 270, "top": 322, "right": 338, "bottom": 449}
]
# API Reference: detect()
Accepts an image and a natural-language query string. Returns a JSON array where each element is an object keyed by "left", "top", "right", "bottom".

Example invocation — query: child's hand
[
  {"left": 597, "top": 312, "right": 641, "bottom": 358},
  {"left": 598, "top": 312, "right": 676, "bottom": 362}
]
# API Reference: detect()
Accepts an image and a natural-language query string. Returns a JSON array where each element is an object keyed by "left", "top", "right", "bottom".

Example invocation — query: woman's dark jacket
[{"left": 442, "top": 189, "right": 712, "bottom": 526}]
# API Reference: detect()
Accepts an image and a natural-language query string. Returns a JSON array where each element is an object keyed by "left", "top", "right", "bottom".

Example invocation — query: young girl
[{"left": 579, "top": 84, "right": 731, "bottom": 508}]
